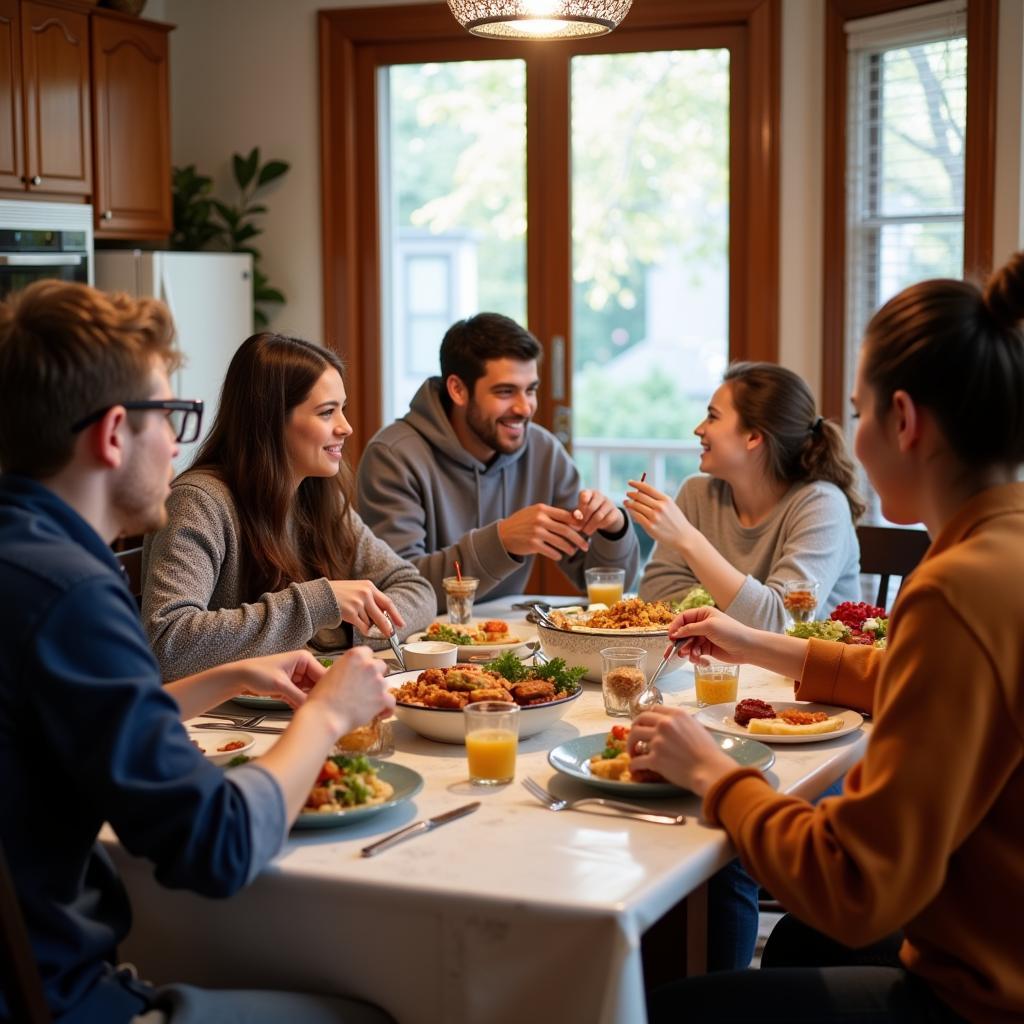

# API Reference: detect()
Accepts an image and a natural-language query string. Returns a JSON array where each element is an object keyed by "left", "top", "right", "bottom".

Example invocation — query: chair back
[
  {"left": 0, "top": 839, "right": 52, "bottom": 1023},
  {"left": 856, "top": 525, "right": 931, "bottom": 609},
  {"left": 115, "top": 546, "right": 144, "bottom": 607}
]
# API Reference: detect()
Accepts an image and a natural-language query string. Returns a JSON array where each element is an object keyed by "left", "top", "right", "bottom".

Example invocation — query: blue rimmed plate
[
  {"left": 548, "top": 731, "right": 774, "bottom": 797},
  {"left": 292, "top": 762, "right": 424, "bottom": 829},
  {"left": 231, "top": 693, "right": 292, "bottom": 710}
]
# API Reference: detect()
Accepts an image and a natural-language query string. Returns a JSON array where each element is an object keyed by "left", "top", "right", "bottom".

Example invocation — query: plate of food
[
  {"left": 408, "top": 619, "right": 529, "bottom": 658},
  {"left": 293, "top": 757, "right": 424, "bottom": 829},
  {"left": 694, "top": 699, "right": 864, "bottom": 744},
  {"left": 390, "top": 652, "right": 585, "bottom": 743},
  {"left": 186, "top": 727, "right": 255, "bottom": 765},
  {"left": 548, "top": 726, "right": 775, "bottom": 796},
  {"left": 231, "top": 693, "right": 292, "bottom": 710}
]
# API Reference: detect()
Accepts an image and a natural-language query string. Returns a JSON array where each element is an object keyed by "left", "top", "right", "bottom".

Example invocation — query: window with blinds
[{"left": 844, "top": 0, "right": 967, "bottom": 521}]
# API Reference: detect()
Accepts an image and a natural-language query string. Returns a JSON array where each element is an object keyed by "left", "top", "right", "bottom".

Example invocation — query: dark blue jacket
[{"left": 0, "top": 475, "right": 268, "bottom": 1023}]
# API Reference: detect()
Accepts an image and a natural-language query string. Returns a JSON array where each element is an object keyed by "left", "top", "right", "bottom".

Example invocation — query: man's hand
[
  {"left": 217, "top": 649, "right": 326, "bottom": 708},
  {"left": 498, "top": 503, "right": 590, "bottom": 560},
  {"left": 305, "top": 646, "right": 395, "bottom": 738},
  {"left": 572, "top": 489, "right": 625, "bottom": 536}
]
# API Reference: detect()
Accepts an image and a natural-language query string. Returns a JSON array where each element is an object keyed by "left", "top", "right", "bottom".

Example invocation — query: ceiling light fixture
[{"left": 447, "top": 0, "right": 633, "bottom": 40}]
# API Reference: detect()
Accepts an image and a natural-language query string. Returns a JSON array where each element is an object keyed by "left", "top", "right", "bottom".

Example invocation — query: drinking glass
[
  {"left": 443, "top": 576, "right": 479, "bottom": 624},
  {"left": 783, "top": 579, "right": 819, "bottom": 624},
  {"left": 464, "top": 701, "right": 519, "bottom": 785},
  {"left": 585, "top": 567, "right": 625, "bottom": 607},
  {"left": 600, "top": 646, "right": 647, "bottom": 717},
  {"left": 693, "top": 658, "right": 740, "bottom": 708}
]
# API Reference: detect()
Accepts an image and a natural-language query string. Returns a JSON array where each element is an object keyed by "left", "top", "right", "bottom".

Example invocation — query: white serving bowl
[
  {"left": 187, "top": 728, "right": 255, "bottom": 765},
  {"left": 393, "top": 685, "right": 583, "bottom": 745},
  {"left": 536, "top": 621, "right": 684, "bottom": 683}
]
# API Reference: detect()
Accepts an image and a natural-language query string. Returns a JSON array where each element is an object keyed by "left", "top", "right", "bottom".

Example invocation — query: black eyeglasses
[{"left": 71, "top": 399, "right": 205, "bottom": 443}]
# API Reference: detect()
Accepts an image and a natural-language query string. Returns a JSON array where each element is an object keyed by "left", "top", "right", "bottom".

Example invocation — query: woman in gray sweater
[
  {"left": 629, "top": 362, "right": 863, "bottom": 633},
  {"left": 143, "top": 333, "right": 436, "bottom": 681}
]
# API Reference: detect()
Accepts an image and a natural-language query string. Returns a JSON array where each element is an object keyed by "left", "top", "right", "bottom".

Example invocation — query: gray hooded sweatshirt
[{"left": 356, "top": 379, "right": 639, "bottom": 607}]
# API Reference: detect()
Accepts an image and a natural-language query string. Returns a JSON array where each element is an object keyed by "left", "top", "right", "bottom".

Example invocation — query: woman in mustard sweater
[{"left": 634, "top": 253, "right": 1024, "bottom": 1022}]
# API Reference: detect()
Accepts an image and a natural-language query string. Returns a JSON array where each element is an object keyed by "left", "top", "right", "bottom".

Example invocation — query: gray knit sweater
[
  {"left": 142, "top": 470, "right": 437, "bottom": 680},
  {"left": 638, "top": 475, "right": 861, "bottom": 632}
]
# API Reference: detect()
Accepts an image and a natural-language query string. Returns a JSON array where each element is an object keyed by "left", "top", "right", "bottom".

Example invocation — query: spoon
[
  {"left": 629, "top": 640, "right": 683, "bottom": 717},
  {"left": 521, "top": 640, "right": 549, "bottom": 665}
]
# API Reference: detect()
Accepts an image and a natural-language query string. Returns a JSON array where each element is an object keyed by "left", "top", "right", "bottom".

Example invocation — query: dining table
[{"left": 103, "top": 595, "right": 870, "bottom": 1024}]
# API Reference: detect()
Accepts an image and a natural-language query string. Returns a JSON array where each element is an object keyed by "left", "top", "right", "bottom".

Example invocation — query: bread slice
[{"left": 747, "top": 715, "right": 843, "bottom": 736}]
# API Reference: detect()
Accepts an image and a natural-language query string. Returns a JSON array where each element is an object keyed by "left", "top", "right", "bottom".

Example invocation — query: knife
[
  {"left": 360, "top": 801, "right": 480, "bottom": 857},
  {"left": 191, "top": 722, "right": 286, "bottom": 735}
]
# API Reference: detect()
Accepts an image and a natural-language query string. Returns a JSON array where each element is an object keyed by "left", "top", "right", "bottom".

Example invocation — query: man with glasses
[{"left": 0, "top": 281, "right": 394, "bottom": 1023}]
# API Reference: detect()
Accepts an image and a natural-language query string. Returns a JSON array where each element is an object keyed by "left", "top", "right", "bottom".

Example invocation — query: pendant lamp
[{"left": 447, "top": 0, "right": 633, "bottom": 40}]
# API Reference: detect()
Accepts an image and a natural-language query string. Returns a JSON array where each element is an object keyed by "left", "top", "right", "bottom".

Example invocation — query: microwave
[{"left": 0, "top": 200, "right": 93, "bottom": 300}]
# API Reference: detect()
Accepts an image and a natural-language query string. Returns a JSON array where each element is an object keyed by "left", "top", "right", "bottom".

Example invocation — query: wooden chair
[
  {"left": 856, "top": 525, "right": 931, "bottom": 609},
  {"left": 0, "top": 840, "right": 52, "bottom": 1023},
  {"left": 115, "top": 545, "right": 144, "bottom": 607}
]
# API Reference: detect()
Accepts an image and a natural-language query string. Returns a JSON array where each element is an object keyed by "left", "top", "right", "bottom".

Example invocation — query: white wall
[
  {"left": 163, "top": 0, "right": 1024, "bottom": 394},
  {"left": 164, "top": 0, "right": 425, "bottom": 345}
]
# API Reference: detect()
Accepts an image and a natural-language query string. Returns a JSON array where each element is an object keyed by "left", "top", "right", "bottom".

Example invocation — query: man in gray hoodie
[{"left": 356, "top": 313, "right": 639, "bottom": 607}]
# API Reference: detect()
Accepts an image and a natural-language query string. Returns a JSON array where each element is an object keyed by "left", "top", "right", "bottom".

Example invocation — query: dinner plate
[
  {"left": 185, "top": 727, "right": 255, "bottom": 765},
  {"left": 694, "top": 701, "right": 864, "bottom": 744},
  {"left": 292, "top": 762, "right": 424, "bottom": 830},
  {"left": 548, "top": 731, "right": 775, "bottom": 797},
  {"left": 231, "top": 693, "right": 292, "bottom": 710},
  {"left": 409, "top": 622, "right": 530, "bottom": 659}
]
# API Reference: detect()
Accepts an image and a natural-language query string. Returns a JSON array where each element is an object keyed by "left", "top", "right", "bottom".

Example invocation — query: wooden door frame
[
  {"left": 820, "top": 0, "right": 998, "bottom": 419},
  {"left": 319, "top": 0, "right": 781, "bottom": 457}
]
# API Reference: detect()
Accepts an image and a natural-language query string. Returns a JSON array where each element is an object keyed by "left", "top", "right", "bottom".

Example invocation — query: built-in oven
[{"left": 0, "top": 200, "right": 93, "bottom": 300}]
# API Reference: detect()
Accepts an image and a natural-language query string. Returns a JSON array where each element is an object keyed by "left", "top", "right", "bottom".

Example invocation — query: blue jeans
[{"left": 706, "top": 777, "right": 845, "bottom": 971}]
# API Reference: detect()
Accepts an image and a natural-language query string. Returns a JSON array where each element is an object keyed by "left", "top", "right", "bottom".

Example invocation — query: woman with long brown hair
[
  {"left": 630, "top": 362, "right": 863, "bottom": 633},
  {"left": 142, "top": 332, "right": 435, "bottom": 680}
]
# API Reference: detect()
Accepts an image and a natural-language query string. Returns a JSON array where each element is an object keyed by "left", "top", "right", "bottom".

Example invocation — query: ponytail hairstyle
[
  {"left": 861, "top": 252, "right": 1024, "bottom": 471},
  {"left": 190, "top": 332, "right": 356, "bottom": 602},
  {"left": 723, "top": 362, "right": 866, "bottom": 521}
]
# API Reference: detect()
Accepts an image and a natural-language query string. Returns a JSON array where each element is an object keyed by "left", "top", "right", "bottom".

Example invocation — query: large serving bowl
[
  {"left": 391, "top": 677, "right": 583, "bottom": 745},
  {"left": 536, "top": 621, "right": 685, "bottom": 683}
]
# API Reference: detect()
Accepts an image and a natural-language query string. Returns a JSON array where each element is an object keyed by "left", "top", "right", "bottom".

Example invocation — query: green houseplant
[{"left": 171, "top": 147, "right": 289, "bottom": 328}]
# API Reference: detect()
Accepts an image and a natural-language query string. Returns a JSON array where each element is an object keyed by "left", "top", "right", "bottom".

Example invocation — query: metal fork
[
  {"left": 200, "top": 713, "right": 267, "bottom": 728},
  {"left": 521, "top": 777, "right": 686, "bottom": 825}
]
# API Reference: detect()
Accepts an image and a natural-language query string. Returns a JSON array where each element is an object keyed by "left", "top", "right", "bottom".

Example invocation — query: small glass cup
[
  {"left": 334, "top": 715, "right": 395, "bottom": 757},
  {"left": 585, "top": 567, "right": 626, "bottom": 608},
  {"left": 693, "top": 658, "right": 740, "bottom": 708},
  {"left": 464, "top": 701, "right": 520, "bottom": 785},
  {"left": 783, "top": 579, "right": 819, "bottom": 624},
  {"left": 600, "top": 646, "right": 647, "bottom": 717},
  {"left": 443, "top": 576, "right": 479, "bottom": 624}
]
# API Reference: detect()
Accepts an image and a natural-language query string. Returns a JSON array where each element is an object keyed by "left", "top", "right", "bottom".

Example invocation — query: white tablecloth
[{"left": 105, "top": 596, "right": 869, "bottom": 1024}]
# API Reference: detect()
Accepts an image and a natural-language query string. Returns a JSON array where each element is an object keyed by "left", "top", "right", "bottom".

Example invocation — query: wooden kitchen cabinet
[
  {"left": 91, "top": 13, "right": 170, "bottom": 238},
  {"left": 0, "top": 0, "right": 24, "bottom": 191},
  {"left": 20, "top": 0, "right": 91, "bottom": 195}
]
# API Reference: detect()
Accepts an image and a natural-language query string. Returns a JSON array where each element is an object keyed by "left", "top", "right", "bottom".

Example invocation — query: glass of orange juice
[
  {"left": 693, "top": 658, "right": 740, "bottom": 707},
  {"left": 585, "top": 567, "right": 625, "bottom": 607},
  {"left": 464, "top": 701, "right": 520, "bottom": 785}
]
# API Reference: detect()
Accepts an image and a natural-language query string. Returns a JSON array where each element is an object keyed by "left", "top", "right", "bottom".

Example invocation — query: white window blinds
[{"left": 844, "top": 1, "right": 967, "bottom": 522}]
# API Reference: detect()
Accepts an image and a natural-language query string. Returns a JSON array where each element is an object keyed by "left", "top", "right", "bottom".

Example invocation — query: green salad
[
  {"left": 484, "top": 651, "right": 585, "bottom": 696},
  {"left": 424, "top": 624, "right": 476, "bottom": 645},
  {"left": 670, "top": 586, "right": 716, "bottom": 612}
]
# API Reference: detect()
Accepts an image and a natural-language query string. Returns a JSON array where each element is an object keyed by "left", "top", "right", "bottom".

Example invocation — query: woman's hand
[
  {"left": 216, "top": 649, "right": 326, "bottom": 708},
  {"left": 628, "top": 705, "right": 738, "bottom": 797},
  {"left": 624, "top": 479, "right": 695, "bottom": 549},
  {"left": 305, "top": 646, "right": 395, "bottom": 736},
  {"left": 666, "top": 606, "right": 758, "bottom": 665},
  {"left": 328, "top": 580, "right": 405, "bottom": 637}
]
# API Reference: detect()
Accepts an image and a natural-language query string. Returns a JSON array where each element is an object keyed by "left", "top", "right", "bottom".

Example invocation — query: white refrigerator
[{"left": 95, "top": 250, "right": 253, "bottom": 469}]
